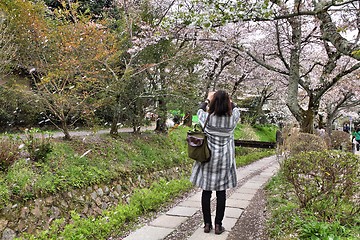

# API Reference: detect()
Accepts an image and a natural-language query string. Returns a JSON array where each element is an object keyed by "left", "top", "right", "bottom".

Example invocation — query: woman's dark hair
[{"left": 208, "top": 90, "right": 232, "bottom": 116}]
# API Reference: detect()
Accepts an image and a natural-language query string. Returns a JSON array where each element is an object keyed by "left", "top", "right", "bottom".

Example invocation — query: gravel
[{"left": 227, "top": 188, "right": 269, "bottom": 240}]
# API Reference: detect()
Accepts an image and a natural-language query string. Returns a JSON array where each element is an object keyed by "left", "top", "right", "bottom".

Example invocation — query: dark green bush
[
  {"left": 0, "top": 86, "right": 43, "bottom": 132},
  {"left": 282, "top": 150, "right": 360, "bottom": 223}
]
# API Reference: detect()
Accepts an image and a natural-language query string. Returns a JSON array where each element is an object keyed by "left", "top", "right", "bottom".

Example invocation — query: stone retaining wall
[{"left": 0, "top": 166, "right": 190, "bottom": 240}]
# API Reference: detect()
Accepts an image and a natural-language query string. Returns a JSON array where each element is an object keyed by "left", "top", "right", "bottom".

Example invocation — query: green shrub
[
  {"left": 282, "top": 150, "right": 360, "bottom": 223},
  {"left": 0, "top": 136, "right": 20, "bottom": 171},
  {"left": 0, "top": 86, "right": 44, "bottom": 132},
  {"left": 284, "top": 132, "right": 328, "bottom": 157},
  {"left": 22, "top": 128, "right": 52, "bottom": 162},
  {"left": 266, "top": 172, "right": 360, "bottom": 239}
]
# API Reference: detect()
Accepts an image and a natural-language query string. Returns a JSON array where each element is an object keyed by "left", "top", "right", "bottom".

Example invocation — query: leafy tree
[
  {"left": 142, "top": 39, "right": 201, "bottom": 132},
  {"left": 1, "top": 0, "right": 118, "bottom": 139},
  {"left": 0, "top": 17, "right": 16, "bottom": 77},
  {"left": 0, "top": 0, "right": 50, "bottom": 76},
  {"left": 41, "top": 0, "right": 117, "bottom": 20}
]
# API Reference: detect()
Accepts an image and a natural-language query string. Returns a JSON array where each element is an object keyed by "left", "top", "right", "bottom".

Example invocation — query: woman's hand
[{"left": 207, "top": 91, "right": 215, "bottom": 102}]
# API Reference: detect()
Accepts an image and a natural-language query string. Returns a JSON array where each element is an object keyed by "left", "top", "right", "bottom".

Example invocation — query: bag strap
[{"left": 202, "top": 114, "right": 210, "bottom": 132}]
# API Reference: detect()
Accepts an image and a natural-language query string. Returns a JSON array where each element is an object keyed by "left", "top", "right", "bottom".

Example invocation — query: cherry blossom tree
[
  {"left": 103, "top": 0, "right": 203, "bottom": 134},
  {"left": 322, "top": 77, "right": 360, "bottom": 134},
  {"left": 164, "top": 0, "right": 360, "bottom": 133}
]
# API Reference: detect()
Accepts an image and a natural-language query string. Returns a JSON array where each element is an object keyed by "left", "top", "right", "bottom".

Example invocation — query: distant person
[
  {"left": 317, "top": 127, "right": 326, "bottom": 137},
  {"left": 353, "top": 127, "right": 360, "bottom": 151},
  {"left": 343, "top": 123, "right": 350, "bottom": 133},
  {"left": 190, "top": 90, "right": 240, "bottom": 235}
]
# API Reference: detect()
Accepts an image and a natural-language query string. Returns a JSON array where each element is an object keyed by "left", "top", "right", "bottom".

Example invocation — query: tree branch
[{"left": 317, "top": 10, "right": 360, "bottom": 60}]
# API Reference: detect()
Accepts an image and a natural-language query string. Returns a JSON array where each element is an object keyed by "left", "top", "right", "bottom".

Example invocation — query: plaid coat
[{"left": 190, "top": 107, "right": 240, "bottom": 191}]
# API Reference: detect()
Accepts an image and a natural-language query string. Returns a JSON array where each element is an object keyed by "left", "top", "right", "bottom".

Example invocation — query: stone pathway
[{"left": 123, "top": 155, "right": 279, "bottom": 240}]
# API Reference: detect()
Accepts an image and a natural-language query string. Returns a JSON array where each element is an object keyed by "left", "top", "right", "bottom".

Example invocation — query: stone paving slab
[
  {"left": 150, "top": 214, "right": 188, "bottom": 229},
  {"left": 178, "top": 200, "right": 201, "bottom": 208},
  {"left": 187, "top": 192, "right": 202, "bottom": 202},
  {"left": 229, "top": 192, "right": 254, "bottom": 201},
  {"left": 209, "top": 212, "right": 241, "bottom": 230},
  {"left": 123, "top": 226, "right": 174, "bottom": 240},
  {"left": 241, "top": 181, "right": 264, "bottom": 189},
  {"left": 166, "top": 206, "right": 198, "bottom": 217},
  {"left": 235, "top": 169, "right": 252, "bottom": 178},
  {"left": 226, "top": 199, "right": 251, "bottom": 209},
  {"left": 260, "top": 172, "right": 276, "bottom": 177},
  {"left": 222, "top": 217, "right": 238, "bottom": 232},
  {"left": 252, "top": 175, "right": 272, "bottom": 182},
  {"left": 224, "top": 207, "right": 244, "bottom": 219},
  {"left": 188, "top": 227, "right": 229, "bottom": 240},
  {"left": 235, "top": 187, "right": 258, "bottom": 195}
]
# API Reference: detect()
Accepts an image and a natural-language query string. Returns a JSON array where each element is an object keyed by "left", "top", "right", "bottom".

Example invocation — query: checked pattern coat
[{"left": 190, "top": 107, "right": 240, "bottom": 191}]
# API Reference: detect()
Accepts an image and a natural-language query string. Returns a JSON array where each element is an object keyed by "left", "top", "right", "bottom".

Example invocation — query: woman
[
  {"left": 354, "top": 127, "right": 360, "bottom": 151},
  {"left": 190, "top": 90, "right": 240, "bottom": 235}
]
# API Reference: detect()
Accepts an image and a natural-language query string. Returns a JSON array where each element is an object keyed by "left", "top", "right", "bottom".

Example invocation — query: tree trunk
[
  {"left": 110, "top": 102, "right": 120, "bottom": 135},
  {"left": 110, "top": 113, "right": 119, "bottom": 135},
  {"left": 155, "top": 98, "right": 167, "bottom": 133},
  {"left": 133, "top": 126, "right": 141, "bottom": 134},
  {"left": 299, "top": 110, "right": 315, "bottom": 134},
  {"left": 61, "top": 122, "right": 71, "bottom": 140},
  {"left": 286, "top": 14, "right": 303, "bottom": 131},
  {"left": 326, "top": 118, "right": 333, "bottom": 136},
  {"left": 183, "top": 111, "right": 193, "bottom": 127},
  {"left": 132, "top": 118, "right": 141, "bottom": 134},
  {"left": 155, "top": 117, "right": 167, "bottom": 132}
]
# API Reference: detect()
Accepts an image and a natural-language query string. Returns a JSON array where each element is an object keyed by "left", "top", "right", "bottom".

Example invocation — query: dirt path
[{"left": 227, "top": 188, "right": 269, "bottom": 240}]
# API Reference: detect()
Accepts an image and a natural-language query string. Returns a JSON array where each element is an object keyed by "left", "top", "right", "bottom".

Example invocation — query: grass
[
  {"left": 0, "top": 130, "right": 193, "bottom": 207},
  {"left": 236, "top": 149, "right": 274, "bottom": 167},
  {"left": 253, "top": 124, "right": 277, "bottom": 142}
]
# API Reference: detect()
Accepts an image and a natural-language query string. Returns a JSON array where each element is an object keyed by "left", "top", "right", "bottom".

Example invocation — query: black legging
[{"left": 202, "top": 190, "right": 226, "bottom": 226}]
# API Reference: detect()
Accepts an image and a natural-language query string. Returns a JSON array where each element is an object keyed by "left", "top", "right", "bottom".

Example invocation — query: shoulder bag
[{"left": 186, "top": 115, "right": 211, "bottom": 162}]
